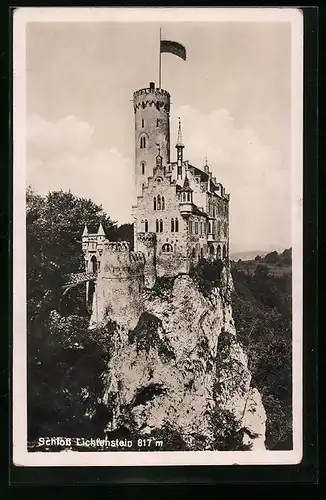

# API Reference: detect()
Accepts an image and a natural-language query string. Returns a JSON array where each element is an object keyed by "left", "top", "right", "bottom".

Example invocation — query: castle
[{"left": 82, "top": 82, "right": 230, "bottom": 328}]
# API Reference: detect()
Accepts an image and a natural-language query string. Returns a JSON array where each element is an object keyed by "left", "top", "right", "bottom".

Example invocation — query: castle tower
[{"left": 133, "top": 82, "right": 171, "bottom": 197}]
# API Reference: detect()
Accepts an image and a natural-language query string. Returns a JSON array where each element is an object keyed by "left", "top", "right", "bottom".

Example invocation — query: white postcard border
[{"left": 13, "top": 7, "right": 303, "bottom": 467}]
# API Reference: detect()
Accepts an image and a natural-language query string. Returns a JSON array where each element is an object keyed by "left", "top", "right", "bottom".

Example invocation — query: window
[
  {"left": 140, "top": 136, "right": 146, "bottom": 149},
  {"left": 162, "top": 196, "right": 165, "bottom": 210},
  {"left": 144, "top": 219, "right": 148, "bottom": 232},
  {"left": 195, "top": 222, "right": 198, "bottom": 234},
  {"left": 192, "top": 247, "right": 196, "bottom": 258},
  {"left": 189, "top": 221, "right": 193, "bottom": 234},
  {"left": 156, "top": 219, "right": 159, "bottom": 232},
  {"left": 142, "top": 118, "right": 144, "bottom": 128},
  {"left": 153, "top": 197, "right": 157, "bottom": 210},
  {"left": 142, "top": 183, "right": 145, "bottom": 191},
  {"left": 200, "top": 222, "right": 203, "bottom": 236},
  {"left": 157, "top": 118, "right": 159, "bottom": 127},
  {"left": 91, "top": 256, "right": 97, "bottom": 273},
  {"left": 224, "top": 222, "right": 228, "bottom": 237},
  {"left": 159, "top": 219, "right": 163, "bottom": 232},
  {"left": 175, "top": 218, "right": 179, "bottom": 232},
  {"left": 156, "top": 102, "right": 160, "bottom": 111},
  {"left": 187, "top": 192, "right": 191, "bottom": 202},
  {"left": 157, "top": 195, "right": 161, "bottom": 210},
  {"left": 209, "top": 222, "right": 212, "bottom": 234},
  {"left": 162, "top": 243, "right": 173, "bottom": 253},
  {"left": 171, "top": 219, "right": 175, "bottom": 232},
  {"left": 141, "top": 162, "right": 145, "bottom": 175}
]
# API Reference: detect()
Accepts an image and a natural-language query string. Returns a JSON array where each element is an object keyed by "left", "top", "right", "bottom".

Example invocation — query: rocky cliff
[{"left": 98, "top": 265, "right": 266, "bottom": 451}]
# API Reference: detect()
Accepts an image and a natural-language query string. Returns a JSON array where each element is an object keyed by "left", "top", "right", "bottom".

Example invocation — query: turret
[
  {"left": 133, "top": 82, "right": 171, "bottom": 197},
  {"left": 179, "top": 174, "right": 193, "bottom": 214},
  {"left": 176, "top": 117, "right": 185, "bottom": 180}
]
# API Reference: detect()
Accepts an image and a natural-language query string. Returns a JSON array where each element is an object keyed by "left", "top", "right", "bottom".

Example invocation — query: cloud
[
  {"left": 27, "top": 110, "right": 291, "bottom": 251},
  {"left": 171, "top": 106, "right": 290, "bottom": 251},
  {"left": 27, "top": 114, "right": 135, "bottom": 224}
]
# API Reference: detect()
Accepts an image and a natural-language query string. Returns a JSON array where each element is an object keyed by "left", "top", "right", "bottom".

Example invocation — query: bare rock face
[{"left": 101, "top": 268, "right": 266, "bottom": 451}]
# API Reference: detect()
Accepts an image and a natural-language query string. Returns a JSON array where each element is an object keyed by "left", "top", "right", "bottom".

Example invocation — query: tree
[
  {"left": 280, "top": 248, "right": 292, "bottom": 265},
  {"left": 264, "top": 251, "right": 279, "bottom": 264},
  {"left": 26, "top": 187, "right": 117, "bottom": 321},
  {"left": 254, "top": 255, "right": 262, "bottom": 261}
]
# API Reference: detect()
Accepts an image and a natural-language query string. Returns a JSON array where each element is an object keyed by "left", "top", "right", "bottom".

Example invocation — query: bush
[{"left": 191, "top": 258, "right": 224, "bottom": 295}]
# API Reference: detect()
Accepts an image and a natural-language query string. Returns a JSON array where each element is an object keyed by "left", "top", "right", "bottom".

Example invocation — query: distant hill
[
  {"left": 230, "top": 247, "right": 289, "bottom": 262},
  {"left": 230, "top": 250, "right": 268, "bottom": 261}
]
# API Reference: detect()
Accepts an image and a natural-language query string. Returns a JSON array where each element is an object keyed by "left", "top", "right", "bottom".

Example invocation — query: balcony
[
  {"left": 207, "top": 233, "right": 216, "bottom": 242},
  {"left": 179, "top": 201, "right": 193, "bottom": 215}
]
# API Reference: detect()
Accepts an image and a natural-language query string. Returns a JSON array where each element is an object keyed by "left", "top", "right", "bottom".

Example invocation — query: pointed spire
[
  {"left": 82, "top": 225, "right": 88, "bottom": 237},
  {"left": 97, "top": 222, "right": 105, "bottom": 236},
  {"left": 176, "top": 117, "right": 184, "bottom": 148}
]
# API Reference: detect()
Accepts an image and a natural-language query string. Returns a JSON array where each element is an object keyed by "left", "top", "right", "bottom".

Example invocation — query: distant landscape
[{"left": 231, "top": 248, "right": 292, "bottom": 450}]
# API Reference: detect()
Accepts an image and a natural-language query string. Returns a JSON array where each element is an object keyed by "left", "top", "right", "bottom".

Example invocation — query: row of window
[
  {"left": 143, "top": 218, "right": 179, "bottom": 233},
  {"left": 188, "top": 220, "right": 228, "bottom": 237},
  {"left": 208, "top": 200, "right": 228, "bottom": 217},
  {"left": 141, "top": 118, "right": 160, "bottom": 128},
  {"left": 178, "top": 192, "right": 192, "bottom": 203},
  {"left": 153, "top": 195, "right": 165, "bottom": 210}
]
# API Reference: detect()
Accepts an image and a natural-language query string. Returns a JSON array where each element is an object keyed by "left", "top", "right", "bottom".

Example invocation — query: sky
[{"left": 26, "top": 20, "right": 292, "bottom": 253}]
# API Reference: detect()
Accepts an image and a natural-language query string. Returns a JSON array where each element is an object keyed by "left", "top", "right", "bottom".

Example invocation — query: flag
[{"left": 160, "top": 40, "right": 186, "bottom": 61}]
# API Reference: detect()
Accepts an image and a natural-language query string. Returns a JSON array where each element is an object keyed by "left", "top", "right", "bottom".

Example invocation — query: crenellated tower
[{"left": 133, "top": 82, "right": 171, "bottom": 197}]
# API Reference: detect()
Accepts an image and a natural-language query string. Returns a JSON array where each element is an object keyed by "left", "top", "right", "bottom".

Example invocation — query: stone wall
[{"left": 89, "top": 242, "right": 145, "bottom": 331}]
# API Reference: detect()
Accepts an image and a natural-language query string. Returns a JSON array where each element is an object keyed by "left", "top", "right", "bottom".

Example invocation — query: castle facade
[{"left": 82, "top": 81, "right": 230, "bottom": 318}]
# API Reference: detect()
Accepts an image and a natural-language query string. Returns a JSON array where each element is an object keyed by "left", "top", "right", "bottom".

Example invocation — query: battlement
[
  {"left": 100, "top": 242, "right": 145, "bottom": 279},
  {"left": 133, "top": 83, "right": 171, "bottom": 113},
  {"left": 104, "top": 240, "right": 130, "bottom": 253},
  {"left": 137, "top": 232, "right": 157, "bottom": 246}
]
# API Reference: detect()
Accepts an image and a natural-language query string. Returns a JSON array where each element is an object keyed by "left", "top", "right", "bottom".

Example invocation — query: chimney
[{"left": 149, "top": 82, "right": 155, "bottom": 89}]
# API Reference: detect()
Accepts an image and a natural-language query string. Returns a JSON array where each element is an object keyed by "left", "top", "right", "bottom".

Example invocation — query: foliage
[
  {"left": 26, "top": 187, "right": 132, "bottom": 443},
  {"left": 190, "top": 258, "right": 224, "bottom": 295},
  {"left": 231, "top": 256, "right": 292, "bottom": 450},
  {"left": 27, "top": 311, "right": 112, "bottom": 443}
]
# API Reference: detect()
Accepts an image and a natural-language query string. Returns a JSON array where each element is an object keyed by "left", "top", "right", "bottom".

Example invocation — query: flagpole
[{"left": 159, "top": 27, "right": 162, "bottom": 89}]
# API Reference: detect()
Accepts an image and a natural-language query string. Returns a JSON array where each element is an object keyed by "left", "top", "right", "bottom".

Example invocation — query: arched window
[
  {"left": 156, "top": 219, "right": 159, "bottom": 232},
  {"left": 159, "top": 219, "right": 163, "bottom": 232},
  {"left": 153, "top": 197, "right": 156, "bottom": 210},
  {"left": 140, "top": 136, "right": 146, "bottom": 149},
  {"left": 162, "top": 243, "right": 173, "bottom": 253},
  {"left": 156, "top": 102, "right": 160, "bottom": 111},
  {"left": 224, "top": 222, "right": 228, "bottom": 237},
  {"left": 144, "top": 219, "right": 148, "bottom": 233},
  {"left": 192, "top": 247, "right": 196, "bottom": 258},
  {"left": 157, "top": 194, "right": 161, "bottom": 210},
  {"left": 162, "top": 196, "right": 165, "bottom": 210},
  {"left": 187, "top": 192, "right": 191, "bottom": 202},
  {"left": 171, "top": 218, "right": 175, "bottom": 232},
  {"left": 223, "top": 244, "right": 227, "bottom": 259},
  {"left": 209, "top": 222, "right": 212, "bottom": 234},
  {"left": 175, "top": 218, "right": 179, "bottom": 232},
  {"left": 91, "top": 255, "right": 97, "bottom": 274},
  {"left": 200, "top": 247, "right": 204, "bottom": 259},
  {"left": 141, "top": 162, "right": 145, "bottom": 175}
]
